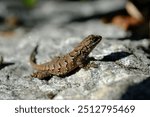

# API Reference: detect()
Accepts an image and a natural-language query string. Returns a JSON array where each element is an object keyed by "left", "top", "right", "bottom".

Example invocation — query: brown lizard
[{"left": 30, "top": 34, "right": 102, "bottom": 79}]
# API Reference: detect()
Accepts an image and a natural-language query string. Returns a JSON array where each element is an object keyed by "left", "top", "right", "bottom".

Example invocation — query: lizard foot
[{"left": 83, "top": 62, "right": 99, "bottom": 70}]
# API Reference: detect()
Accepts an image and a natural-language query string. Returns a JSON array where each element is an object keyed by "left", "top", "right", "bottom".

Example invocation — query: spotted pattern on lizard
[{"left": 30, "top": 34, "right": 102, "bottom": 79}]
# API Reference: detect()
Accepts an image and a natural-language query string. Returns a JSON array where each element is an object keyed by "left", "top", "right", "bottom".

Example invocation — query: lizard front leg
[
  {"left": 31, "top": 71, "right": 52, "bottom": 79},
  {"left": 76, "top": 57, "right": 98, "bottom": 70}
]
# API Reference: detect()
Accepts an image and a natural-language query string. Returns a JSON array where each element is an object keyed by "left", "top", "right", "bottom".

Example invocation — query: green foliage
[{"left": 22, "top": 0, "right": 38, "bottom": 8}]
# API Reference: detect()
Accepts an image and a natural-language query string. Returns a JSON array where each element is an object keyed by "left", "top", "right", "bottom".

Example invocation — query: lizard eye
[
  {"left": 93, "top": 38, "right": 98, "bottom": 42},
  {"left": 93, "top": 36, "right": 102, "bottom": 42}
]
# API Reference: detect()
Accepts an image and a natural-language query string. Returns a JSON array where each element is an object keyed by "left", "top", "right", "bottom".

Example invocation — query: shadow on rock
[
  {"left": 0, "top": 62, "right": 15, "bottom": 70},
  {"left": 101, "top": 51, "right": 131, "bottom": 62},
  {"left": 121, "top": 77, "right": 150, "bottom": 100},
  {"left": 138, "top": 45, "right": 150, "bottom": 60}
]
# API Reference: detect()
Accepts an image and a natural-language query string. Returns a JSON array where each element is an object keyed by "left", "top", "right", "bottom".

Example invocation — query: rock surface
[{"left": 0, "top": 0, "right": 150, "bottom": 100}]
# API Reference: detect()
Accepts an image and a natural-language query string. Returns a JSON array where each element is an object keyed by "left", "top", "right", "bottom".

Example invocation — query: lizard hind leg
[{"left": 31, "top": 71, "right": 52, "bottom": 80}]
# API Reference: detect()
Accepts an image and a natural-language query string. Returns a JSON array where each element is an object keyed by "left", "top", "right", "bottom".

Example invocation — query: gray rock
[{"left": 0, "top": 0, "right": 150, "bottom": 100}]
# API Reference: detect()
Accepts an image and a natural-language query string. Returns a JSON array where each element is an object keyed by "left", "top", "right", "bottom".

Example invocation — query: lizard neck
[{"left": 68, "top": 45, "right": 90, "bottom": 59}]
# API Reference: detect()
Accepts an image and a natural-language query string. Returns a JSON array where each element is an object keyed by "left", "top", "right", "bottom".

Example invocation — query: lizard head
[
  {"left": 70, "top": 35, "right": 102, "bottom": 57},
  {"left": 83, "top": 34, "right": 102, "bottom": 48},
  {"left": 80, "top": 34, "right": 102, "bottom": 54}
]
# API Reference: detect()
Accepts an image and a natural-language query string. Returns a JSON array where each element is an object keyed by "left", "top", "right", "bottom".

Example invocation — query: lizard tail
[
  {"left": 0, "top": 56, "right": 3, "bottom": 64},
  {"left": 30, "top": 45, "right": 48, "bottom": 71},
  {"left": 29, "top": 45, "right": 39, "bottom": 67}
]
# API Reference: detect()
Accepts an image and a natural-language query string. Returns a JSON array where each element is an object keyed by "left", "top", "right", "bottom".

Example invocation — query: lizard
[
  {"left": 0, "top": 56, "right": 3, "bottom": 65},
  {"left": 30, "top": 34, "right": 102, "bottom": 79}
]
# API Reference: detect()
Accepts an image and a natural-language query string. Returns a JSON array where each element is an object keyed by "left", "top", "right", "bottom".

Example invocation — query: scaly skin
[{"left": 30, "top": 34, "right": 102, "bottom": 79}]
